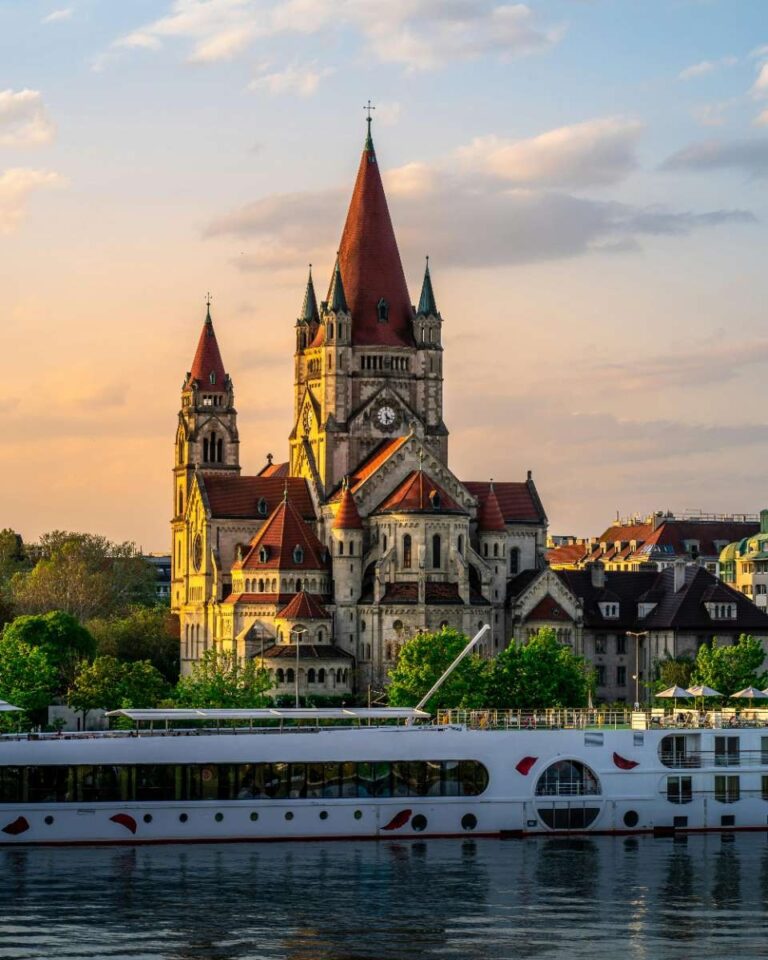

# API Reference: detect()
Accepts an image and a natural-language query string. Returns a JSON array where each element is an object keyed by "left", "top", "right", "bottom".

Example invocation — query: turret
[{"left": 477, "top": 483, "right": 507, "bottom": 606}]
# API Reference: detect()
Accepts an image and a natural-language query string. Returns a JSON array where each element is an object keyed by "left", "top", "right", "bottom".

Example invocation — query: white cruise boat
[{"left": 2, "top": 706, "right": 768, "bottom": 845}]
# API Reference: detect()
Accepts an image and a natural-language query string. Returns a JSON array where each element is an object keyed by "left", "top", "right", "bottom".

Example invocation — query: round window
[
  {"left": 179, "top": 813, "right": 188, "bottom": 823},
  {"left": 285, "top": 811, "right": 294, "bottom": 821},
  {"left": 250, "top": 811, "right": 259, "bottom": 822},
  {"left": 412, "top": 814, "right": 428, "bottom": 832},
  {"left": 215, "top": 812, "right": 224, "bottom": 823},
  {"left": 461, "top": 813, "right": 477, "bottom": 831},
  {"left": 623, "top": 810, "right": 639, "bottom": 828},
  {"left": 535, "top": 759, "right": 601, "bottom": 797}
]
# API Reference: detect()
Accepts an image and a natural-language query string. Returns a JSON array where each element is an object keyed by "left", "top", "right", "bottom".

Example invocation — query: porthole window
[
  {"left": 354, "top": 810, "right": 362, "bottom": 820},
  {"left": 44, "top": 815, "right": 54, "bottom": 826},
  {"left": 143, "top": 814, "right": 153, "bottom": 824},
  {"left": 623, "top": 810, "right": 639, "bottom": 828},
  {"left": 179, "top": 813, "right": 188, "bottom": 823},
  {"left": 215, "top": 812, "right": 224, "bottom": 822},
  {"left": 285, "top": 811, "right": 294, "bottom": 821},
  {"left": 250, "top": 812, "right": 259, "bottom": 822},
  {"left": 461, "top": 813, "right": 477, "bottom": 831},
  {"left": 535, "top": 760, "right": 601, "bottom": 797},
  {"left": 412, "top": 814, "right": 427, "bottom": 832},
  {"left": 319, "top": 811, "right": 328, "bottom": 820}
]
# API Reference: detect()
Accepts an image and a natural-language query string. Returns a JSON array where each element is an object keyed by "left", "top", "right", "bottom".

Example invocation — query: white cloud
[
  {"left": 0, "top": 90, "right": 56, "bottom": 148},
  {"left": 679, "top": 56, "right": 736, "bottom": 80},
  {"left": 692, "top": 100, "right": 736, "bottom": 127},
  {"left": 754, "top": 108, "right": 768, "bottom": 127},
  {"left": 249, "top": 61, "right": 333, "bottom": 96},
  {"left": 106, "top": 0, "right": 562, "bottom": 70},
  {"left": 0, "top": 169, "right": 65, "bottom": 233},
  {"left": 455, "top": 117, "right": 643, "bottom": 188},
  {"left": 42, "top": 8, "right": 73, "bottom": 23},
  {"left": 663, "top": 138, "right": 768, "bottom": 179},
  {"left": 752, "top": 62, "right": 768, "bottom": 98}
]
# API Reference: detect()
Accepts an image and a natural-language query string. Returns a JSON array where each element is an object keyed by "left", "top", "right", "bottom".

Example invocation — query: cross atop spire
[
  {"left": 205, "top": 291, "right": 212, "bottom": 322},
  {"left": 363, "top": 99, "right": 375, "bottom": 153},
  {"left": 417, "top": 255, "right": 439, "bottom": 317}
]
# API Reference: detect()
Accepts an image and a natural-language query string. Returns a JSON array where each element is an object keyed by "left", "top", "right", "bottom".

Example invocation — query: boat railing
[
  {"left": 436, "top": 709, "right": 633, "bottom": 730},
  {"left": 660, "top": 750, "right": 768, "bottom": 768}
]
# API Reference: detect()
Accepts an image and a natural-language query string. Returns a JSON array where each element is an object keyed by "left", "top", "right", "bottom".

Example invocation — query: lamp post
[
  {"left": 626, "top": 631, "right": 649, "bottom": 709},
  {"left": 292, "top": 627, "right": 306, "bottom": 708}
]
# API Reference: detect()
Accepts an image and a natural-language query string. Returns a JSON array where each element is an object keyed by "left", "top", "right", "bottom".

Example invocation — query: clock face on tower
[{"left": 376, "top": 404, "right": 397, "bottom": 429}]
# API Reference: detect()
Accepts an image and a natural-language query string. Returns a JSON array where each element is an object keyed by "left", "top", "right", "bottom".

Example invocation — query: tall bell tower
[
  {"left": 171, "top": 300, "right": 239, "bottom": 608},
  {"left": 290, "top": 116, "right": 448, "bottom": 497}
]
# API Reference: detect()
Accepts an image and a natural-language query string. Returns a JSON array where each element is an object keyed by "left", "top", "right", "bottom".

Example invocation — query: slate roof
[{"left": 200, "top": 475, "right": 314, "bottom": 520}]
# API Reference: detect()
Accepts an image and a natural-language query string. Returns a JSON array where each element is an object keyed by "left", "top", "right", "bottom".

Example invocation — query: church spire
[
  {"left": 188, "top": 297, "right": 228, "bottom": 392},
  {"left": 327, "top": 255, "right": 348, "bottom": 313},
  {"left": 300, "top": 265, "right": 319, "bottom": 324},
  {"left": 337, "top": 113, "right": 414, "bottom": 348},
  {"left": 417, "top": 256, "right": 438, "bottom": 316}
]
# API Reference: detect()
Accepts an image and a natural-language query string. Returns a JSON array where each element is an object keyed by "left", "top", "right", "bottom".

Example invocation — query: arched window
[
  {"left": 257, "top": 497, "right": 268, "bottom": 516},
  {"left": 318, "top": 668, "right": 326, "bottom": 684},
  {"left": 286, "top": 668, "right": 295, "bottom": 683},
  {"left": 317, "top": 629, "right": 324, "bottom": 642},
  {"left": 383, "top": 534, "right": 388, "bottom": 552},
  {"left": 217, "top": 438, "right": 223, "bottom": 462},
  {"left": 493, "top": 542, "right": 499, "bottom": 558},
  {"left": 203, "top": 438, "right": 209, "bottom": 462},
  {"left": 308, "top": 668, "right": 316, "bottom": 684},
  {"left": 178, "top": 490, "right": 184, "bottom": 516},
  {"left": 536, "top": 760, "right": 601, "bottom": 797},
  {"left": 276, "top": 669, "right": 285, "bottom": 684},
  {"left": 483, "top": 542, "right": 488, "bottom": 558},
  {"left": 210, "top": 432, "right": 217, "bottom": 462},
  {"left": 259, "top": 546, "right": 269, "bottom": 563},
  {"left": 258, "top": 578, "right": 264, "bottom": 592},
  {"left": 339, "top": 541, "right": 344, "bottom": 556},
  {"left": 432, "top": 534, "right": 441, "bottom": 568},
  {"left": 458, "top": 535, "right": 464, "bottom": 556},
  {"left": 328, "top": 322, "right": 334, "bottom": 339},
  {"left": 403, "top": 535, "right": 412, "bottom": 569},
  {"left": 510, "top": 547, "right": 520, "bottom": 576},
  {"left": 349, "top": 541, "right": 354, "bottom": 556},
  {"left": 296, "top": 578, "right": 302, "bottom": 592},
  {"left": 293, "top": 545, "right": 304, "bottom": 564},
  {"left": 377, "top": 298, "right": 389, "bottom": 323}
]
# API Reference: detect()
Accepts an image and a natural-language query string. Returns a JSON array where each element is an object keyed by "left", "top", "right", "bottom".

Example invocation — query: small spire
[
  {"left": 299, "top": 265, "right": 319, "bottom": 323},
  {"left": 327, "top": 255, "right": 348, "bottom": 313},
  {"left": 363, "top": 99, "right": 376, "bottom": 155},
  {"left": 283, "top": 480, "right": 289, "bottom": 502},
  {"left": 417, "top": 256, "right": 438, "bottom": 316}
]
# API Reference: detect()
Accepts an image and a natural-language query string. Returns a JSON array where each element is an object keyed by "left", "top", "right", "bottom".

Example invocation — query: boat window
[
  {"left": 537, "top": 807, "right": 600, "bottom": 830},
  {"left": 535, "top": 760, "right": 601, "bottom": 797},
  {"left": 0, "top": 760, "right": 489, "bottom": 803},
  {"left": 666, "top": 775, "right": 693, "bottom": 804},
  {"left": 714, "top": 775, "right": 740, "bottom": 804},
  {"left": 715, "top": 737, "right": 740, "bottom": 767}
]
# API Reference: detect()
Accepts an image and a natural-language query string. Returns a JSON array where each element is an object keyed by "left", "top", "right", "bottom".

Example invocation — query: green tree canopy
[
  {"left": 0, "top": 634, "right": 58, "bottom": 716},
  {"left": 67, "top": 656, "right": 168, "bottom": 722},
  {"left": 654, "top": 655, "right": 695, "bottom": 693},
  {"left": 691, "top": 635, "right": 767, "bottom": 698},
  {"left": 386, "top": 627, "right": 491, "bottom": 712},
  {"left": 0, "top": 528, "right": 30, "bottom": 628},
  {"left": 10, "top": 531, "right": 156, "bottom": 621},
  {"left": 3, "top": 611, "right": 95, "bottom": 691},
  {"left": 487, "top": 628, "right": 592, "bottom": 708},
  {"left": 86, "top": 606, "right": 180, "bottom": 683},
  {"left": 174, "top": 649, "right": 271, "bottom": 708}
]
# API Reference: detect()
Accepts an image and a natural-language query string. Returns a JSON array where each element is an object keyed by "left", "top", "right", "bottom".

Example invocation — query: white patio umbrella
[
  {"left": 0, "top": 700, "right": 22, "bottom": 712},
  {"left": 656, "top": 685, "right": 694, "bottom": 711},
  {"left": 731, "top": 686, "right": 768, "bottom": 702},
  {"left": 686, "top": 685, "right": 723, "bottom": 698}
]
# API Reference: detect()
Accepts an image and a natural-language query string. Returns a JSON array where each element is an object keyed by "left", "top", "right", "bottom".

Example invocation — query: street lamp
[
  {"left": 292, "top": 627, "right": 306, "bottom": 708},
  {"left": 626, "top": 631, "right": 649, "bottom": 709}
]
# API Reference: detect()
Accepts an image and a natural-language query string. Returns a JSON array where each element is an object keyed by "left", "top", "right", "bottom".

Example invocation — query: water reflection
[{"left": 2, "top": 836, "right": 768, "bottom": 959}]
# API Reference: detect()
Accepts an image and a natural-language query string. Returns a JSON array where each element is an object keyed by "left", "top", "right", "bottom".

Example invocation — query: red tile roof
[
  {"left": 333, "top": 486, "right": 364, "bottom": 529},
  {"left": 201, "top": 476, "right": 314, "bottom": 520},
  {"left": 333, "top": 435, "right": 411, "bottom": 499},
  {"left": 525, "top": 595, "right": 572, "bottom": 623},
  {"left": 338, "top": 132, "right": 414, "bottom": 348},
  {"left": 188, "top": 310, "right": 227, "bottom": 392},
  {"left": 477, "top": 483, "right": 506, "bottom": 532},
  {"left": 257, "top": 460, "right": 290, "bottom": 478},
  {"left": 375, "top": 471, "right": 465, "bottom": 515},
  {"left": 277, "top": 590, "right": 331, "bottom": 620},
  {"left": 260, "top": 644, "right": 353, "bottom": 660},
  {"left": 222, "top": 592, "right": 331, "bottom": 607},
  {"left": 236, "top": 497, "right": 328, "bottom": 571},
  {"left": 463, "top": 481, "right": 545, "bottom": 525},
  {"left": 546, "top": 543, "right": 590, "bottom": 566}
]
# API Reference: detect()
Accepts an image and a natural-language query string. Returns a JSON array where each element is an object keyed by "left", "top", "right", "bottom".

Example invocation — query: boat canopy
[{"left": 105, "top": 707, "right": 431, "bottom": 722}]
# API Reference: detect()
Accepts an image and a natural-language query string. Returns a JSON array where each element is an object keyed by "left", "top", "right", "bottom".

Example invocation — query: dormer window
[
  {"left": 637, "top": 602, "right": 657, "bottom": 618},
  {"left": 377, "top": 298, "right": 389, "bottom": 323},
  {"left": 293, "top": 545, "right": 304, "bottom": 564},
  {"left": 429, "top": 489, "right": 441, "bottom": 510},
  {"left": 209, "top": 372, "right": 216, "bottom": 384},
  {"left": 707, "top": 602, "right": 737, "bottom": 620},
  {"left": 257, "top": 497, "right": 268, "bottom": 517},
  {"left": 599, "top": 602, "right": 620, "bottom": 619},
  {"left": 259, "top": 546, "right": 269, "bottom": 563}
]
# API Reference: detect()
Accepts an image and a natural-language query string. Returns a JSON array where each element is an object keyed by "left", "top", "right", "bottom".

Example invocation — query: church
[{"left": 171, "top": 119, "right": 549, "bottom": 697}]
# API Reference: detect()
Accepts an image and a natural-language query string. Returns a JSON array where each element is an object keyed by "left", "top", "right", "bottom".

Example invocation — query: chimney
[
  {"left": 590, "top": 561, "right": 605, "bottom": 589},
  {"left": 761, "top": 509, "right": 768, "bottom": 535},
  {"left": 673, "top": 559, "right": 686, "bottom": 593}
]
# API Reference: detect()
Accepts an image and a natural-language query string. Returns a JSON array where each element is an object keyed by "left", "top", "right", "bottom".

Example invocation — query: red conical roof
[
  {"left": 277, "top": 590, "right": 331, "bottom": 621},
  {"left": 189, "top": 307, "right": 227, "bottom": 392},
  {"left": 338, "top": 128, "right": 414, "bottom": 348},
  {"left": 478, "top": 484, "right": 506, "bottom": 532},
  {"left": 333, "top": 485, "right": 363, "bottom": 530}
]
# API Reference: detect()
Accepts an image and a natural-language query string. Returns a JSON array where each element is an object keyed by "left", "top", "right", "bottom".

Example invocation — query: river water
[{"left": 1, "top": 835, "right": 767, "bottom": 959}]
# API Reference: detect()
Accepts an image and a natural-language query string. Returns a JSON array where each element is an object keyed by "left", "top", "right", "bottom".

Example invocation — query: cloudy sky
[{"left": 2, "top": 0, "right": 768, "bottom": 550}]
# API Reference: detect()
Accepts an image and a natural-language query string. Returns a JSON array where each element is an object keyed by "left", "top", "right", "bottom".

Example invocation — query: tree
[
  {"left": 691, "top": 635, "right": 767, "bottom": 698},
  {"left": 487, "top": 628, "right": 592, "bottom": 708},
  {"left": 174, "top": 649, "right": 272, "bottom": 708},
  {"left": 67, "top": 656, "right": 168, "bottom": 724},
  {"left": 10, "top": 531, "right": 156, "bottom": 621},
  {"left": 0, "top": 528, "right": 30, "bottom": 628},
  {"left": 654, "top": 655, "right": 694, "bottom": 692},
  {"left": 0, "top": 634, "right": 58, "bottom": 718},
  {"left": 2, "top": 611, "right": 95, "bottom": 691},
  {"left": 87, "top": 606, "right": 180, "bottom": 683},
  {"left": 386, "top": 627, "right": 490, "bottom": 712}
]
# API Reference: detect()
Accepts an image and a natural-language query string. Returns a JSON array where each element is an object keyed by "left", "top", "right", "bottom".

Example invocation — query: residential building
[{"left": 720, "top": 510, "right": 768, "bottom": 610}]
